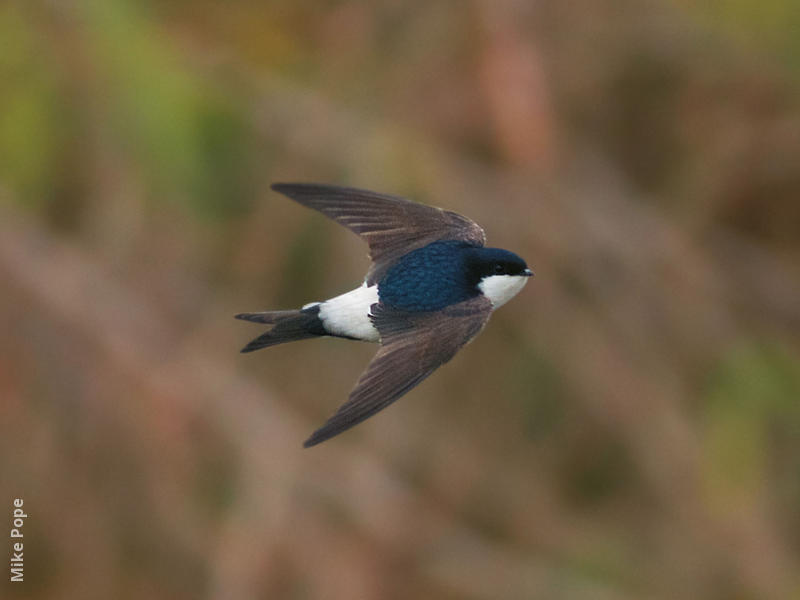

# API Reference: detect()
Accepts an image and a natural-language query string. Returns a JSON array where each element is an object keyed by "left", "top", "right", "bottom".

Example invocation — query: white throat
[{"left": 478, "top": 274, "right": 529, "bottom": 309}]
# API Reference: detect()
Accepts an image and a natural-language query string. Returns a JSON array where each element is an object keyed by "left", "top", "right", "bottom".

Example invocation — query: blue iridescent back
[{"left": 378, "top": 241, "right": 479, "bottom": 311}]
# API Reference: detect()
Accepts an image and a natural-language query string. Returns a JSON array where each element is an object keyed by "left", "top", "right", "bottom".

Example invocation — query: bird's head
[{"left": 466, "top": 247, "right": 532, "bottom": 308}]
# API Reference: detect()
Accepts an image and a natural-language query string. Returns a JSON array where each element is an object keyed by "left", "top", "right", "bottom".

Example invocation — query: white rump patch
[
  {"left": 478, "top": 274, "right": 529, "bottom": 309},
  {"left": 318, "top": 284, "right": 380, "bottom": 342}
]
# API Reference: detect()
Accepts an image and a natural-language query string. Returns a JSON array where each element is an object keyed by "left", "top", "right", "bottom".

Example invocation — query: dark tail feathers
[{"left": 235, "top": 308, "right": 326, "bottom": 353}]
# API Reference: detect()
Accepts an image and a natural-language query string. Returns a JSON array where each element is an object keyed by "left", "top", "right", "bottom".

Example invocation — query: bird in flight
[{"left": 237, "top": 184, "right": 532, "bottom": 447}]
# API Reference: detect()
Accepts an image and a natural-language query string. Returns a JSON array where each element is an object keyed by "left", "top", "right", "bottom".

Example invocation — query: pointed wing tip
[
  {"left": 303, "top": 418, "right": 356, "bottom": 447},
  {"left": 271, "top": 182, "right": 314, "bottom": 198},
  {"left": 302, "top": 429, "right": 330, "bottom": 448},
  {"left": 271, "top": 182, "right": 325, "bottom": 196}
]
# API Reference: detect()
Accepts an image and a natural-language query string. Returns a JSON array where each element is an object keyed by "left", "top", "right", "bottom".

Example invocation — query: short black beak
[{"left": 523, "top": 268, "right": 534, "bottom": 277}]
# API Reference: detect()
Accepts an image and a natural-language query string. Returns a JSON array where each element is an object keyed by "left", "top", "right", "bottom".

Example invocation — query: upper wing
[
  {"left": 271, "top": 183, "right": 486, "bottom": 284},
  {"left": 303, "top": 296, "right": 492, "bottom": 447}
]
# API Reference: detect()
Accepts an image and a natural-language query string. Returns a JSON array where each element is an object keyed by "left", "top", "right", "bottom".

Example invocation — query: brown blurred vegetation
[{"left": 2, "top": 1, "right": 800, "bottom": 599}]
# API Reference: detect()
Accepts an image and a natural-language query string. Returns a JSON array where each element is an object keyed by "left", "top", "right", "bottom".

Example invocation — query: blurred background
[{"left": 2, "top": 1, "right": 800, "bottom": 599}]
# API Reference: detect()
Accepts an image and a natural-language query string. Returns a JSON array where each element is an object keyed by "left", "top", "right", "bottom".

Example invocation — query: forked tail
[{"left": 235, "top": 307, "right": 326, "bottom": 352}]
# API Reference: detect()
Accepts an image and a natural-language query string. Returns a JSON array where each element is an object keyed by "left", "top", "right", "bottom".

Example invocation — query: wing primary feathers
[
  {"left": 302, "top": 296, "right": 492, "bottom": 447},
  {"left": 271, "top": 183, "right": 486, "bottom": 283}
]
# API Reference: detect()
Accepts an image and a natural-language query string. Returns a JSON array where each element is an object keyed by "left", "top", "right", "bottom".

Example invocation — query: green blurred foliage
[
  {"left": 703, "top": 342, "right": 800, "bottom": 512},
  {"left": 80, "top": 0, "right": 257, "bottom": 219},
  {"left": 688, "top": 0, "right": 800, "bottom": 72},
  {"left": 0, "top": 5, "right": 63, "bottom": 208}
]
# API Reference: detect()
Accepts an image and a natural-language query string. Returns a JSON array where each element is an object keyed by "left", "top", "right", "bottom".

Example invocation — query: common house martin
[{"left": 237, "top": 184, "right": 532, "bottom": 446}]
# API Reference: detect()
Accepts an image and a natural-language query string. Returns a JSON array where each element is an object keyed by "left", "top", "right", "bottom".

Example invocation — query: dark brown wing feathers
[
  {"left": 271, "top": 183, "right": 486, "bottom": 284},
  {"left": 303, "top": 296, "right": 492, "bottom": 447}
]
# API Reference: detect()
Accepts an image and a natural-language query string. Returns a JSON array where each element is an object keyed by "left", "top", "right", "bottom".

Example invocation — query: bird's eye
[{"left": 494, "top": 264, "right": 505, "bottom": 274}]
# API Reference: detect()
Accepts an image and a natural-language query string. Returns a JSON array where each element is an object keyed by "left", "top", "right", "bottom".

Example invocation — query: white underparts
[
  {"left": 314, "top": 275, "right": 525, "bottom": 341},
  {"left": 317, "top": 283, "right": 380, "bottom": 342},
  {"left": 478, "top": 274, "right": 529, "bottom": 309}
]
